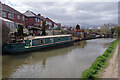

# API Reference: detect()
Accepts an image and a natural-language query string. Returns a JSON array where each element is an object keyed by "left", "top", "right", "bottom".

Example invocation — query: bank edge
[{"left": 81, "top": 37, "right": 120, "bottom": 79}]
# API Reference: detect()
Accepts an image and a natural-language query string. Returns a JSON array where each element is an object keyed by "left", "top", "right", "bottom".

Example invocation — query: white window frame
[
  {"left": 22, "top": 16, "right": 24, "bottom": 21},
  {"left": 38, "top": 19, "right": 39, "bottom": 22},
  {"left": 8, "top": 13, "right": 14, "bottom": 19},
  {"left": 2, "top": 12, "right": 6, "bottom": 17},
  {"left": 17, "top": 15, "right": 20, "bottom": 20},
  {"left": 35, "top": 18, "right": 37, "bottom": 22},
  {"left": 8, "top": 13, "right": 11, "bottom": 18},
  {"left": 10, "top": 23, "right": 14, "bottom": 29}
]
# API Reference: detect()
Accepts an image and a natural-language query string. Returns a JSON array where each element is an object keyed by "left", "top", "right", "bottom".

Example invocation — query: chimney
[{"left": 38, "top": 14, "right": 41, "bottom": 16}]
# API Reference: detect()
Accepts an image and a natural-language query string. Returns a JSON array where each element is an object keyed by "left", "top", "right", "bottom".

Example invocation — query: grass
[
  {"left": 81, "top": 37, "right": 120, "bottom": 79},
  {"left": 97, "top": 40, "right": 118, "bottom": 78}
]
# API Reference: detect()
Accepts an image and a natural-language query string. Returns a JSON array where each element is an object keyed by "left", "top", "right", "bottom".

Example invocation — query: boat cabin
[{"left": 24, "top": 35, "right": 73, "bottom": 47}]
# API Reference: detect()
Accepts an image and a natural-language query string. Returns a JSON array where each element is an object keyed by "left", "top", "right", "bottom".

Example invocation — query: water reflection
[
  {"left": 2, "top": 38, "right": 115, "bottom": 78},
  {"left": 103, "top": 43, "right": 111, "bottom": 48},
  {"left": 42, "top": 59, "right": 46, "bottom": 69},
  {"left": 2, "top": 44, "right": 74, "bottom": 78}
]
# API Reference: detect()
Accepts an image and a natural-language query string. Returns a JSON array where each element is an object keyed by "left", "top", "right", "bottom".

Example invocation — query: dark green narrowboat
[{"left": 3, "top": 35, "right": 73, "bottom": 53}]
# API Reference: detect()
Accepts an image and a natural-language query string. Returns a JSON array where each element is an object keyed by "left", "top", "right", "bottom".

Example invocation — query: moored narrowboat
[{"left": 3, "top": 35, "right": 73, "bottom": 53}]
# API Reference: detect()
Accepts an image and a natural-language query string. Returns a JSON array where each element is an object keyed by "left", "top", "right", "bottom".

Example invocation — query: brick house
[
  {"left": 24, "top": 10, "right": 41, "bottom": 28},
  {"left": 1, "top": 3, "right": 26, "bottom": 33},
  {"left": 45, "top": 18, "right": 54, "bottom": 29},
  {"left": 0, "top": 2, "right": 62, "bottom": 36},
  {"left": 24, "top": 10, "right": 41, "bottom": 36}
]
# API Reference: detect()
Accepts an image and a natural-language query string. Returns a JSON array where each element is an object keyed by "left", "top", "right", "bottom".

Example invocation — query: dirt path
[
  {"left": 118, "top": 42, "right": 120, "bottom": 79},
  {"left": 99, "top": 44, "right": 119, "bottom": 78}
]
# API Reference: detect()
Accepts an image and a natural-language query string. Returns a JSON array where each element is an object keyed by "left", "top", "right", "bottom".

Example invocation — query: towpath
[{"left": 99, "top": 43, "right": 119, "bottom": 78}]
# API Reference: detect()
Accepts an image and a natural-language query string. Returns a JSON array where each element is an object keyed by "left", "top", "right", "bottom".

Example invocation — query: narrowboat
[{"left": 3, "top": 35, "right": 73, "bottom": 53}]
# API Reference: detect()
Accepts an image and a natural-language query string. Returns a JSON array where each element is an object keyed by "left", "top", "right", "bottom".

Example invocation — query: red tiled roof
[
  {"left": 46, "top": 18, "right": 54, "bottom": 23},
  {"left": 76, "top": 29, "right": 84, "bottom": 32}
]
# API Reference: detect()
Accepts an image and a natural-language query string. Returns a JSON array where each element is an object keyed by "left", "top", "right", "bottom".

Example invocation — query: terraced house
[
  {"left": 1, "top": 2, "right": 26, "bottom": 33},
  {"left": 1, "top": 2, "right": 62, "bottom": 36}
]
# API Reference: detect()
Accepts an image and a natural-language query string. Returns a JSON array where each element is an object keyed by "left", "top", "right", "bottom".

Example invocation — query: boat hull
[{"left": 3, "top": 40, "right": 73, "bottom": 54}]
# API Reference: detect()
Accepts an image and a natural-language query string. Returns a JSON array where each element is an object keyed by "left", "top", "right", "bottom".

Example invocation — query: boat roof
[{"left": 25, "top": 35, "right": 71, "bottom": 40}]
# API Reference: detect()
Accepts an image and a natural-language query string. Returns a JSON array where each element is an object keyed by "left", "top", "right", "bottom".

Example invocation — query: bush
[{"left": 81, "top": 38, "right": 119, "bottom": 79}]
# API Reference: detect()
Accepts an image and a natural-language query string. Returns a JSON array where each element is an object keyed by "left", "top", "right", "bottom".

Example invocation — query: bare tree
[
  {"left": 2, "top": 20, "right": 11, "bottom": 45},
  {"left": 100, "top": 24, "right": 111, "bottom": 35}
]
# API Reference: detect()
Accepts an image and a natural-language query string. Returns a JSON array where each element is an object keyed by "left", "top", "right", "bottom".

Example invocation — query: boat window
[
  {"left": 33, "top": 40, "right": 39, "bottom": 44},
  {"left": 40, "top": 39, "right": 45, "bottom": 44},
  {"left": 69, "top": 36, "right": 71, "bottom": 40},
  {"left": 50, "top": 38, "right": 54, "bottom": 43},
  {"left": 58, "top": 38, "right": 61, "bottom": 41}
]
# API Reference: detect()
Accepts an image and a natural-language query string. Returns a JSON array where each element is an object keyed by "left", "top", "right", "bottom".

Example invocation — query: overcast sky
[{"left": 1, "top": 0, "right": 119, "bottom": 27}]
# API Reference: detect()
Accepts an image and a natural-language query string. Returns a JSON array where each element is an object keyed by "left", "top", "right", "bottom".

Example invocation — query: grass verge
[{"left": 81, "top": 37, "right": 120, "bottom": 79}]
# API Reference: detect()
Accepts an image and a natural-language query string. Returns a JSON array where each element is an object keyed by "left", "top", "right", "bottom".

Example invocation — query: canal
[{"left": 2, "top": 38, "right": 115, "bottom": 78}]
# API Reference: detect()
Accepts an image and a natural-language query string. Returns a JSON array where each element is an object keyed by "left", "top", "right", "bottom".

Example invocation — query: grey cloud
[{"left": 18, "top": 2, "right": 118, "bottom": 27}]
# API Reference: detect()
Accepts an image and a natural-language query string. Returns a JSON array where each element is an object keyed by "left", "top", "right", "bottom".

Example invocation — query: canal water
[{"left": 2, "top": 38, "right": 115, "bottom": 78}]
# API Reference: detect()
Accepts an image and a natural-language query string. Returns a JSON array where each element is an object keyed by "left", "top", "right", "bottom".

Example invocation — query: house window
[
  {"left": 2, "top": 12, "right": 6, "bottom": 17},
  {"left": 35, "top": 18, "right": 37, "bottom": 22},
  {"left": 8, "top": 13, "right": 14, "bottom": 19},
  {"left": 17, "top": 15, "right": 20, "bottom": 20},
  {"left": 10, "top": 23, "right": 14, "bottom": 29},
  {"left": 38, "top": 19, "right": 39, "bottom": 22},
  {"left": 22, "top": 16, "right": 24, "bottom": 21}
]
